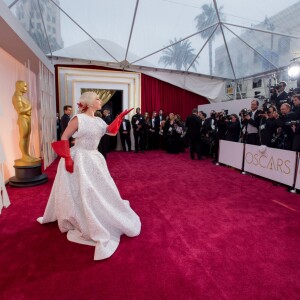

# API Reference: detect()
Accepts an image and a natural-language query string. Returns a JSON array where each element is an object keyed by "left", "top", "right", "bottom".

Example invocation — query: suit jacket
[
  {"left": 119, "top": 119, "right": 131, "bottom": 134},
  {"left": 60, "top": 114, "right": 70, "bottom": 134},
  {"left": 241, "top": 110, "right": 263, "bottom": 131},
  {"left": 185, "top": 114, "right": 202, "bottom": 138},
  {"left": 156, "top": 114, "right": 165, "bottom": 124},
  {"left": 150, "top": 117, "right": 160, "bottom": 133},
  {"left": 260, "top": 118, "right": 278, "bottom": 147},
  {"left": 131, "top": 114, "right": 145, "bottom": 132},
  {"left": 275, "top": 91, "right": 288, "bottom": 109},
  {"left": 291, "top": 106, "right": 300, "bottom": 150},
  {"left": 200, "top": 119, "right": 210, "bottom": 135},
  {"left": 204, "top": 117, "right": 217, "bottom": 133},
  {"left": 103, "top": 114, "right": 113, "bottom": 125}
]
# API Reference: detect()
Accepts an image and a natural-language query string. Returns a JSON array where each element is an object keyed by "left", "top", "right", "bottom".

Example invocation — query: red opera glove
[
  {"left": 107, "top": 108, "right": 134, "bottom": 135},
  {"left": 52, "top": 140, "right": 74, "bottom": 173}
]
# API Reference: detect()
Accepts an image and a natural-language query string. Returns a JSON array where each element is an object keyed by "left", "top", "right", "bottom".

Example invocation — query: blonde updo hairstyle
[{"left": 77, "top": 91, "right": 98, "bottom": 113}]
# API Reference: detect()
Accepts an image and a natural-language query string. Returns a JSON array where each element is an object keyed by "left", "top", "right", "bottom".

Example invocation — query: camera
[
  {"left": 288, "top": 87, "right": 300, "bottom": 97},
  {"left": 262, "top": 99, "right": 272, "bottom": 113},
  {"left": 271, "top": 132, "right": 287, "bottom": 145},
  {"left": 239, "top": 108, "right": 251, "bottom": 117},
  {"left": 285, "top": 120, "right": 300, "bottom": 126},
  {"left": 269, "top": 85, "right": 280, "bottom": 94}
]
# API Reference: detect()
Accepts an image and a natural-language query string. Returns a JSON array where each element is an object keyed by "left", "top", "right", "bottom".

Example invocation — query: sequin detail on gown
[{"left": 37, "top": 114, "right": 141, "bottom": 260}]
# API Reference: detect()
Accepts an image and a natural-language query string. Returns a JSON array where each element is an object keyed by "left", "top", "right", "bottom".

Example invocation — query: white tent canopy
[{"left": 3, "top": 0, "right": 300, "bottom": 100}]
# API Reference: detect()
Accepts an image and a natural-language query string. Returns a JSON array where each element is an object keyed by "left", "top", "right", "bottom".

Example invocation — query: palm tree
[
  {"left": 195, "top": 3, "right": 225, "bottom": 75},
  {"left": 159, "top": 38, "right": 199, "bottom": 71}
]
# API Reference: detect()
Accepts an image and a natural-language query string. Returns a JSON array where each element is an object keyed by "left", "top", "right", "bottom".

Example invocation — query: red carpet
[{"left": 1, "top": 150, "right": 300, "bottom": 299}]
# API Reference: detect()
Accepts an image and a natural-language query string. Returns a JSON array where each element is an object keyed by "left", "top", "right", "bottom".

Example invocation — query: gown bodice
[{"left": 72, "top": 114, "right": 107, "bottom": 150}]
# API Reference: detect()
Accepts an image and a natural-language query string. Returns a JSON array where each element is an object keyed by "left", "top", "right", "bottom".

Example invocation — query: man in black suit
[
  {"left": 119, "top": 118, "right": 132, "bottom": 151},
  {"left": 60, "top": 105, "right": 72, "bottom": 134},
  {"left": 271, "top": 81, "right": 288, "bottom": 110},
  {"left": 291, "top": 94, "right": 300, "bottom": 151},
  {"left": 198, "top": 111, "right": 210, "bottom": 157},
  {"left": 103, "top": 109, "right": 116, "bottom": 152},
  {"left": 56, "top": 113, "right": 61, "bottom": 141},
  {"left": 148, "top": 111, "right": 160, "bottom": 149},
  {"left": 273, "top": 103, "right": 293, "bottom": 150},
  {"left": 259, "top": 106, "right": 278, "bottom": 147},
  {"left": 185, "top": 108, "right": 202, "bottom": 160},
  {"left": 60, "top": 105, "right": 73, "bottom": 146},
  {"left": 242, "top": 100, "right": 263, "bottom": 145},
  {"left": 205, "top": 111, "right": 219, "bottom": 157},
  {"left": 157, "top": 109, "right": 165, "bottom": 124},
  {"left": 131, "top": 108, "right": 145, "bottom": 153}
]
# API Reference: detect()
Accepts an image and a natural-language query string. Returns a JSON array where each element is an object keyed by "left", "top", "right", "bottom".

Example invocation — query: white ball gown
[{"left": 37, "top": 114, "right": 141, "bottom": 260}]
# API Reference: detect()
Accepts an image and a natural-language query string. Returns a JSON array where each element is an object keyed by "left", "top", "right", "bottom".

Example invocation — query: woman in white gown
[{"left": 37, "top": 92, "right": 141, "bottom": 260}]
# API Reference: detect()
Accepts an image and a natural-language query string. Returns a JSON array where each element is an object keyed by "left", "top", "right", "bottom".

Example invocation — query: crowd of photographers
[
  {"left": 85, "top": 81, "right": 300, "bottom": 161},
  {"left": 188, "top": 82, "right": 300, "bottom": 162}
]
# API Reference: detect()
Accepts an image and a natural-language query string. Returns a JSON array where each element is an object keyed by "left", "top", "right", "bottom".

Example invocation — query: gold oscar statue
[{"left": 12, "top": 81, "right": 41, "bottom": 166}]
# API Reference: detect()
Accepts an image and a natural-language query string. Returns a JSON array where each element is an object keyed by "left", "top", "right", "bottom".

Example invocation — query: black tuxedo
[
  {"left": 60, "top": 114, "right": 70, "bottom": 134},
  {"left": 156, "top": 114, "right": 165, "bottom": 124},
  {"left": 275, "top": 114, "right": 293, "bottom": 150},
  {"left": 185, "top": 113, "right": 202, "bottom": 159},
  {"left": 291, "top": 105, "right": 300, "bottom": 151},
  {"left": 60, "top": 113, "right": 74, "bottom": 147},
  {"left": 119, "top": 119, "right": 132, "bottom": 151},
  {"left": 205, "top": 117, "right": 218, "bottom": 133},
  {"left": 148, "top": 117, "right": 160, "bottom": 149},
  {"left": 260, "top": 118, "right": 278, "bottom": 147},
  {"left": 186, "top": 114, "right": 202, "bottom": 138},
  {"left": 131, "top": 113, "right": 146, "bottom": 151},
  {"left": 275, "top": 91, "right": 288, "bottom": 110}
]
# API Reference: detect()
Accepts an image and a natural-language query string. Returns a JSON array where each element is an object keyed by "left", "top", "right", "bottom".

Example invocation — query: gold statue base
[{"left": 14, "top": 158, "right": 42, "bottom": 167}]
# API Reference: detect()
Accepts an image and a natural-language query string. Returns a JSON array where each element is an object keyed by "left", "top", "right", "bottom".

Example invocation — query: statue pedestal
[{"left": 9, "top": 163, "right": 48, "bottom": 187}]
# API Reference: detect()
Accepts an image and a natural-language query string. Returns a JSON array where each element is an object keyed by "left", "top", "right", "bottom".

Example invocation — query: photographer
[
  {"left": 241, "top": 100, "right": 263, "bottom": 145},
  {"left": 185, "top": 108, "right": 202, "bottom": 160},
  {"left": 206, "top": 110, "right": 219, "bottom": 159},
  {"left": 291, "top": 94, "right": 300, "bottom": 151},
  {"left": 198, "top": 111, "right": 209, "bottom": 157},
  {"left": 259, "top": 105, "right": 279, "bottom": 147},
  {"left": 224, "top": 114, "right": 241, "bottom": 142},
  {"left": 273, "top": 103, "right": 293, "bottom": 150},
  {"left": 270, "top": 81, "right": 288, "bottom": 110},
  {"left": 216, "top": 111, "right": 228, "bottom": 140}
]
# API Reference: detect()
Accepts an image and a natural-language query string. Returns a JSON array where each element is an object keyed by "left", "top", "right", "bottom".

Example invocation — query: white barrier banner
[
  {"left": 294, "top": 155, "right": 300, "bottom": 190},
  {"left": 244, "top": 145, "right": 296, "bottom": 186},
  {"left": 219, "top": 140, "right": 244, "bottom": 170}
]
